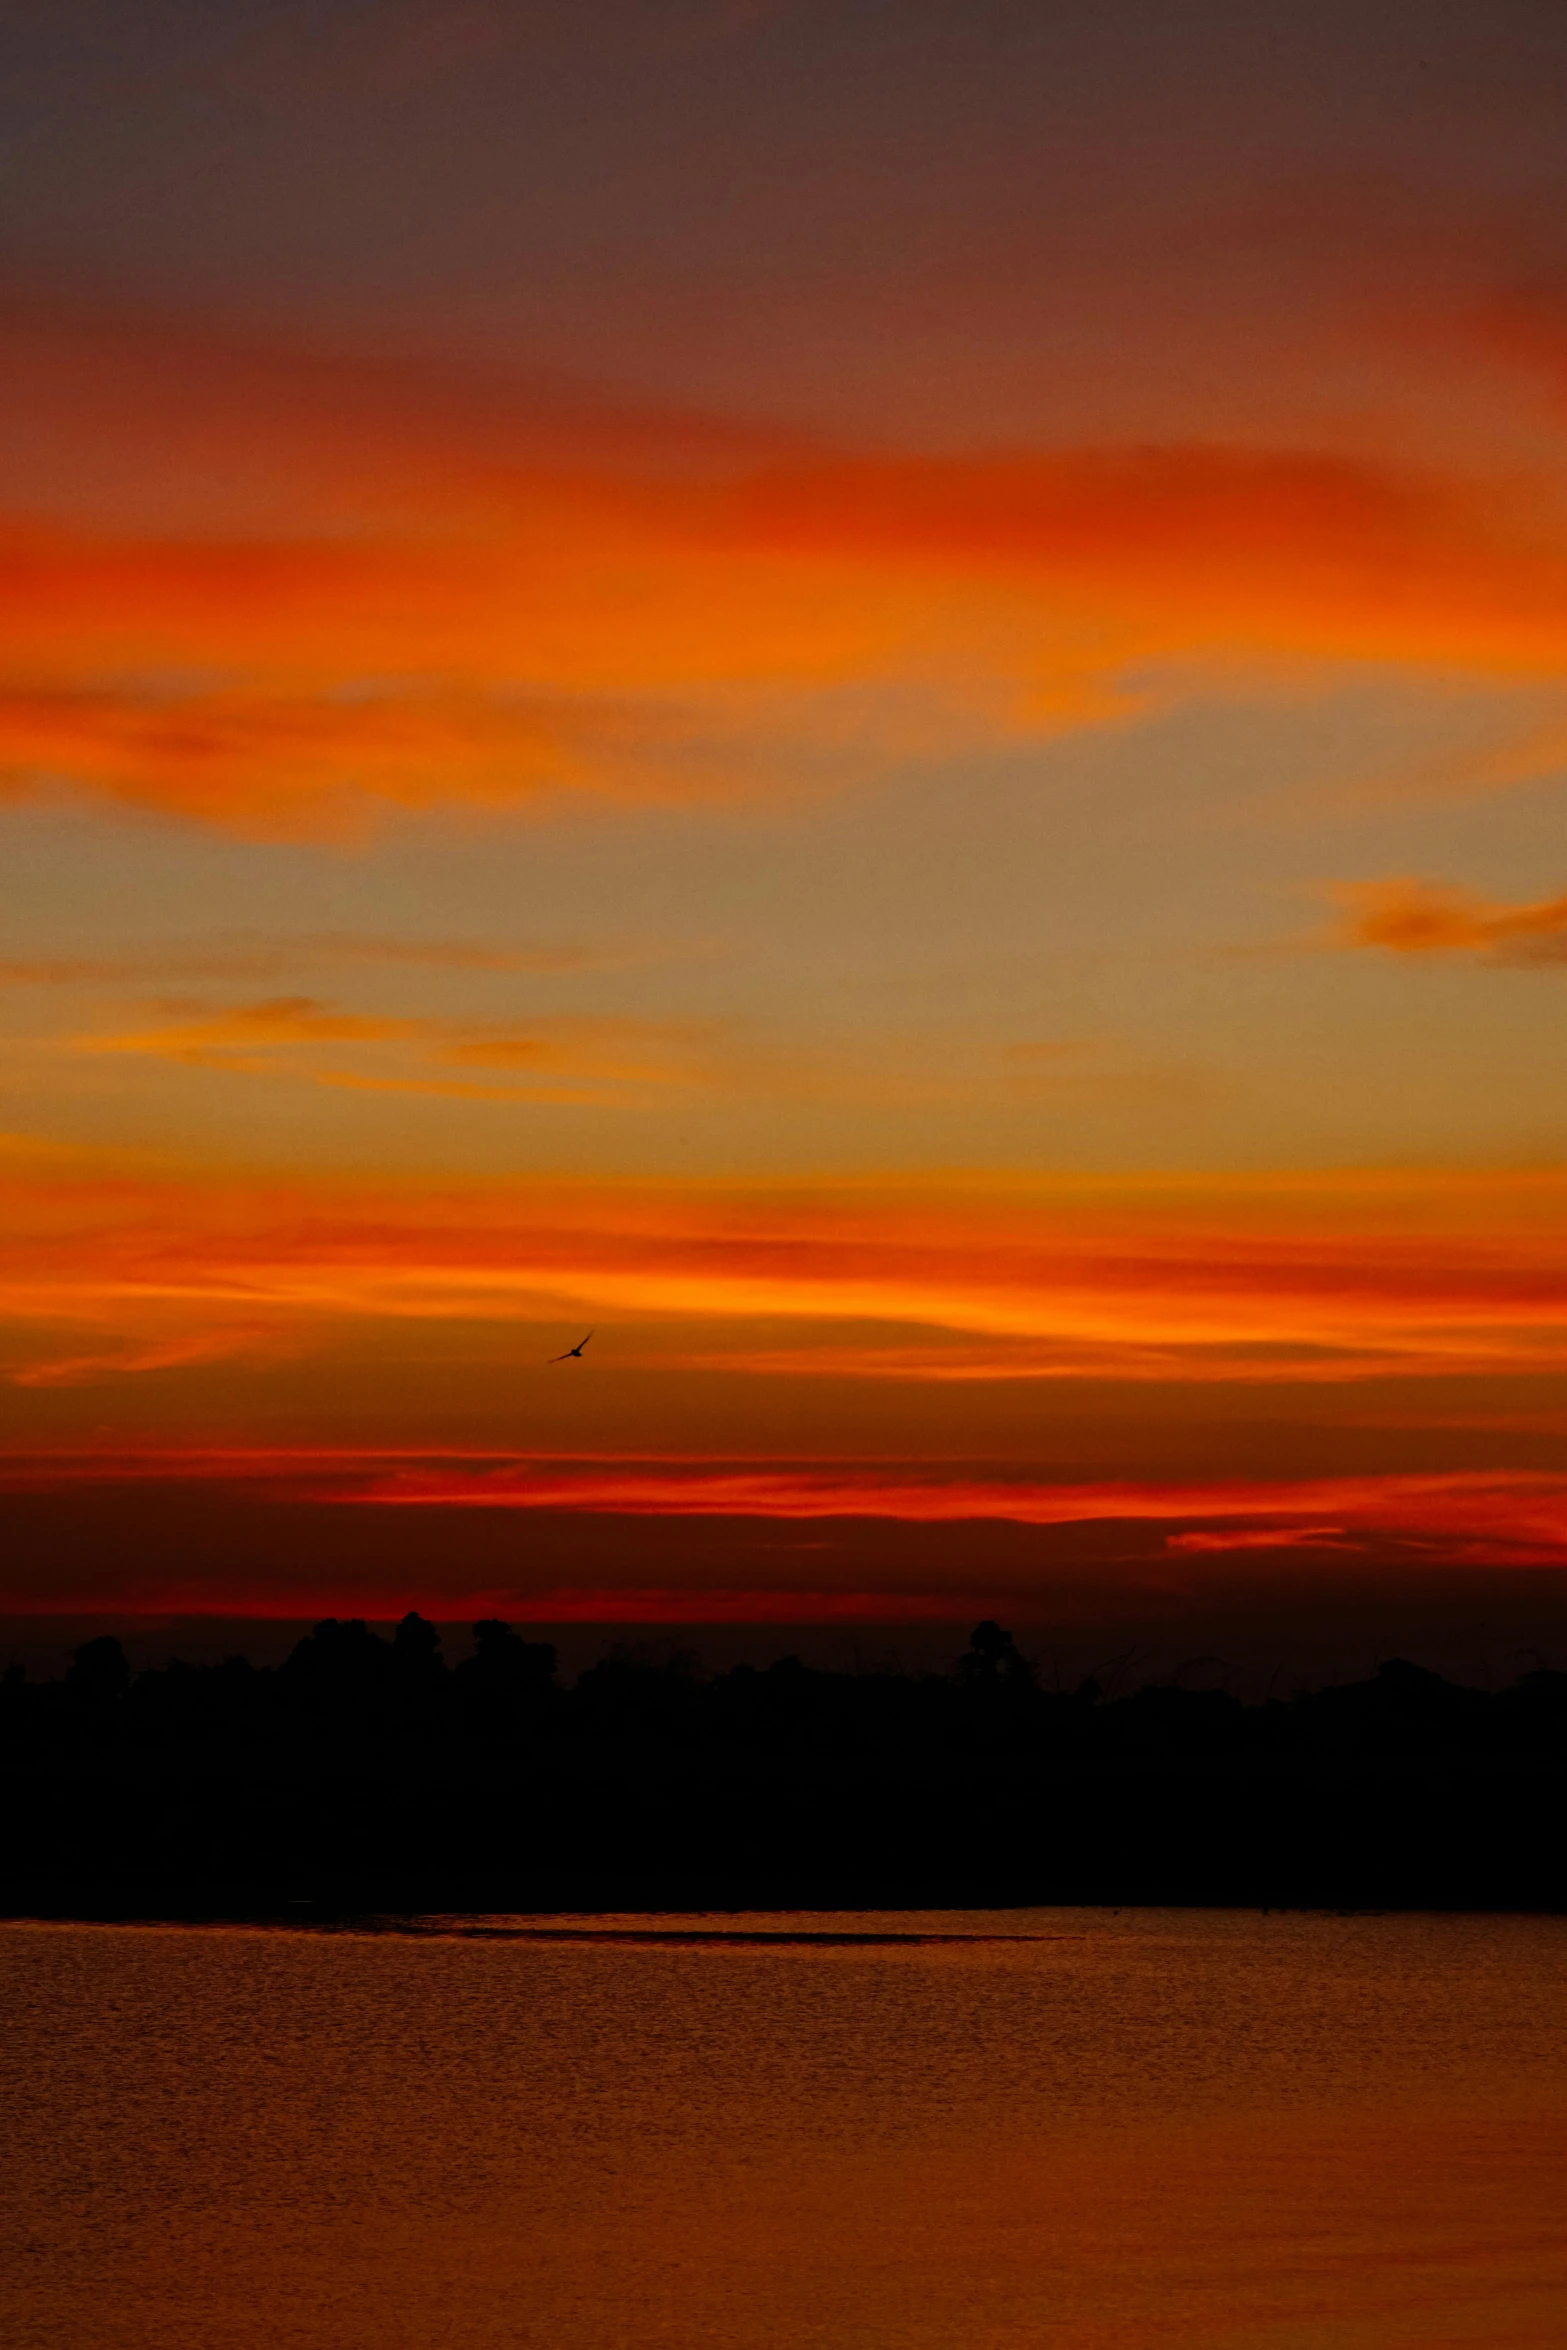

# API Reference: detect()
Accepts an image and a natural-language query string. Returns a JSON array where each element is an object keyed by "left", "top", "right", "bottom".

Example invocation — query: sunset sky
[{"left": 7, "top": 0, "right": 1567, "bottom": 1629}]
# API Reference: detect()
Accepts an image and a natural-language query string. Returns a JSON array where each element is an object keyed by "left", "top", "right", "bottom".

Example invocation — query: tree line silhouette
[{"left": 4, "top": 1618, "right": 1566, "bottom": 1915}]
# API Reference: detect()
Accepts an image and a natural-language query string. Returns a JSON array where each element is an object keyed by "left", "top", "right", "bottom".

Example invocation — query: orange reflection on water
[{"left": 1, "top": 1909, "right": 1564, "bottom": 2349}]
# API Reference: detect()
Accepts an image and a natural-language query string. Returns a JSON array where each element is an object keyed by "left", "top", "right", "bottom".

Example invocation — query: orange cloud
[
  {"left": 720, "top": 443, "right": 1567, "bottom": 670},
  {"left": 445, "top": 1019, "right": 711, "bottom": 1083},
  {"left": 78, "top": 995, "right": 424, "bottom": 1069},
  {"left": 674, "top": 1337, "right": 1507, "bottom": 1384},
  {"left": 9, "top": 1326, "right": 291, "bottom": 1390},
  {"left": 68, "top": 996, "right": 715, "bottom": 1093},
  {"left": 60, "top": 992, "right": 1097, "bottom": 1110},
  {"left": 0, "top": 674, "right": 751, "bottom": 838},
  {"left": 305, "top": 1069, "right": 617, "bottom": 1106},
  {"left": 6, "top": 1162, "right": 1567, "bottom": 1388},
  {"left": 12, "top": 307, "right": 1567, "bottom": 832},
  {"left": 1337, "top": 877, "right": 1567, "bottom": 961}
]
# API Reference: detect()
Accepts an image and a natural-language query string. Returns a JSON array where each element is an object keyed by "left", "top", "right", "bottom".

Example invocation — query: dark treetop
[{"left": 4, "top": 1619, "right": 1566, "bottom": 1916}]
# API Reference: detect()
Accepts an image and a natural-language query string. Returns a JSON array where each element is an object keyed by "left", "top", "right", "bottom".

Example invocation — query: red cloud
[{"left": 1165, "top": 1526, "right": 1357, "bottom": 1554}]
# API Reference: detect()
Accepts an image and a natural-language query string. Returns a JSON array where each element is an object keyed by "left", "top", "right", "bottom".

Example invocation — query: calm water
[{"left": 2, "top": 1909, "right": 1565, "bottom": 2349}]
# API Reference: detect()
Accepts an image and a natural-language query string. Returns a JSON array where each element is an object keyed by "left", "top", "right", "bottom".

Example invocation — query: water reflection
[{"left": 2, "top": 1909, "right": 1565, "bottom": 2348}]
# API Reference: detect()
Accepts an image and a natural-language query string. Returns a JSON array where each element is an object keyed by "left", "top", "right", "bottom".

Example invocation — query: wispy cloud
[
  {"left": 78, "top": 996, "right": 426, "bottom": 1070},
  {"left": 1335, "top": 877, "right": 1567, "bottom": 962},
  {"left": 7, "top": 1161, "right": 1567, "bottom": 1380},
  {"left": 1164, "top": 1526, "right": 1358, "bottom": 1555},
  {"left": 12, "top": 305, "right": 1567, "bottom": 833},
  {"left": 0, "top": 934, "right": 615, "bottom": 986},
  {"left": 3, "top": 1446, "right": 1565, "bottom": 1566},
  {"left": 51, "top": 989, "right": 1197, "bottom": 1114},
  {"left": 9, "top": 1325, "right": 292, "bottom": 1390},
  {"left": 69, "top": 995, "right": 718, "bottom": 1093},
  {"left": 0, "top": 676, "right": 761, "bottom": 839},
  {"left": 313, "top": 1466, "right": 1558, "bottom": 1555}
]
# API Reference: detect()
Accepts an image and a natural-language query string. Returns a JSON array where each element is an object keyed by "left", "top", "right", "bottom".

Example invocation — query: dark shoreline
[
  {"left": 7, "top": 1767, "right": 1566, "bottom": 1929},
  {"left": 1, "top": 1891, "right": 1553, "bottom": 1927},
  {"left": 8, "top": 1619, "right": 1567, "bottom": 1923},
  {"left": 0, "top": 1911, "right": 1083, "bottom": 1939}
]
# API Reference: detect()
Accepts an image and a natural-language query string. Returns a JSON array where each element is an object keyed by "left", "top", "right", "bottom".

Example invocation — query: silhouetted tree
[
  {"left": 65, "top": 1636, "right": 130, "bottom": 1709},
  {"left": 279, "top": 1618, "right": 393, "bottom": 1735},
  {"left": 131, "top": 1654, "right": 269, "bottom": 1747},
  {"left": 959, "top": 1621, "right": 1028, "bottom": 1683},
  {"left": 393, "top": 1611, "right": 443, "bottom": 1676},
  {"left": 1116, "top": 1681, "right": 1252, "bottom": 1759},
  {"left": 10, "top": 1609, "right": 1567, "bottom": 1915},
  {"left": 1500, "top": 1666, "right": 1567, "bottom": 1753},
  {"left": 953, "top": 1621, "right": 1041, "bottom": 1752},
  {"left": 571, "top": 1642, "right": 700, "bottom": 1744},
  {"left": 455, "top": 1619, "right": 557, "bottom": 1742},
  {"left": 1292, "top": 1655, "right": 1490, "bottom": 1758}
]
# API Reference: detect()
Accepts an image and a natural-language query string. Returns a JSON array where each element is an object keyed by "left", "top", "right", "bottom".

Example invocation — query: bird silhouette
[{"left": 548, "top": 1331, "right": 594, "bottom": 1362}]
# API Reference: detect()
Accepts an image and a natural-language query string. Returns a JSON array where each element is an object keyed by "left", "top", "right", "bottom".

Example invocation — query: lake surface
[{"left": 2, "top": 1909, "right": 1565, "bottom": 2348}]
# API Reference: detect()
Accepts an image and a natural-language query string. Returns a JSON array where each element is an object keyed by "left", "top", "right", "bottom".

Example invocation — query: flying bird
[{"left": 549, "top": 1331, "right": 594, "bottom": 1362}]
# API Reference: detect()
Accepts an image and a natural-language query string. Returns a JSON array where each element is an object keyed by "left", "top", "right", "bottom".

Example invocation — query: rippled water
[{"left": 2, "top": 1908, "right": 1565, "bottom": 2348}]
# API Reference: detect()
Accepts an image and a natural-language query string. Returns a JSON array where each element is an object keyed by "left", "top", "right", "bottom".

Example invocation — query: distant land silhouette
[{"left": 4, "top": 1617, "right": 1567, "bottom": 1917}]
